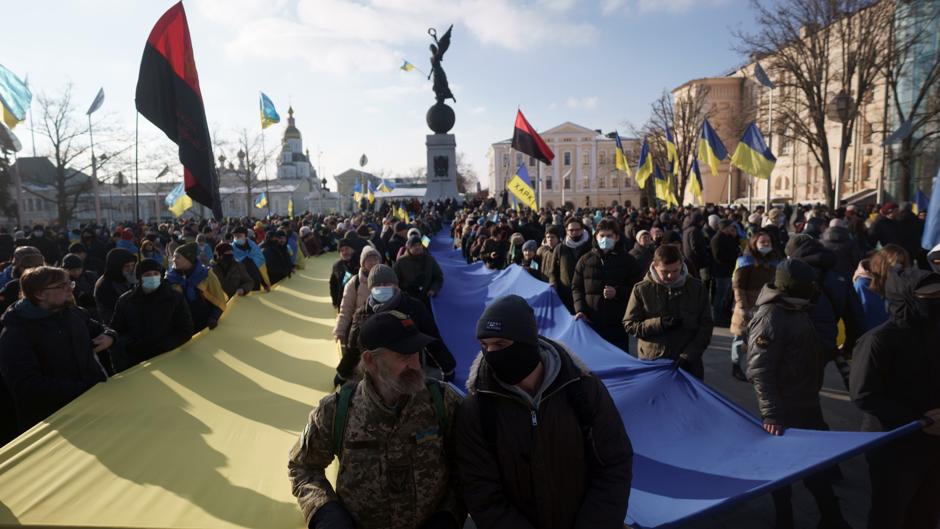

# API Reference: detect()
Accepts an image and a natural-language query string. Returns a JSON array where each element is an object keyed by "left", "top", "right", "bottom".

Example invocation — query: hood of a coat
[
  {"left": 885, "top": 267, "right": 940, "bottom": 327},
  {"left": 104, "top": 248, "right": 137, "bottom": 282},
  {"left": 754, "top": 283, "right": 813, "bottom": 311},
  {"left": 822, "top": 226, "right": 851, "bottom": 244},
  {"left": 786, "top": 238, "right": 836, "bottom": 272}
]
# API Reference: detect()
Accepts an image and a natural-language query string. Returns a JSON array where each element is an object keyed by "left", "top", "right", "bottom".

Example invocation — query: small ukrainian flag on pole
[
  {"left": 260, "top": 92, "right": 280, "bottom": 129},
  {"left": 255, "top": 192, "right": 268, "bottom": 209}
]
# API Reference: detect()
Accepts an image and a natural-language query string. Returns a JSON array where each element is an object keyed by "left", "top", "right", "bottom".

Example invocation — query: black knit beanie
[{"left": 475, "top": 295, "right": 539, "bottom": 346}]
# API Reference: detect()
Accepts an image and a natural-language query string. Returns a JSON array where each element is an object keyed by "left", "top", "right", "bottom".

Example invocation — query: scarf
[
  {"left": 649, "top": 262, "right": 689, "bottom": 290},
  {"left": 564, "top": 230, "right": 589, "bottom": 250},
  {"left": 167, "top": 263, "right": 209, "bottom": 303}
]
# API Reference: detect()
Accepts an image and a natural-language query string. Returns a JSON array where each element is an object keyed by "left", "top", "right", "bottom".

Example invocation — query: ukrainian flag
[
  {"left": 635, "top": 138, "right": 653, "bottom": 189},
  {"left": 400, "top": 60, "right": 416, "bottom": 72},
  {"left": 730, "top": 122, "right": 776, "bottom": 180},
  {"left": 255, "top": 192, "right": 268, "bottom": 209},
  {"left": 914, "top": 188, "right": 929, "bottom": 215},
  {"left": 614, "top": 132, "right": 632, "bottom": 177},
  {"left": 0, "top": 65, "right": 32, "bottom": 129},
  {"left": 378, "top": 179, "right": 396, "bottom": 193},
  {"left": 689, "top": 158, "right": 704, "bottom": 204},
  {"left": 367, "top": 181, "right": 376, "bottom": 204},
  {"left": 666, "top": 127, "right": 679, "bottom": 175},
  {"left": 506, "top": 164, "right": 537, "bottom": 210},
  {"left": 397, "top": 206, "right": 409, "bottom": 222},
  {"left": 259, "top": 92, "right": 280, "bottom": 130},
  {"left": 698, "top": 119, "right": 728, "bottom": 177},
  {"left": 288, "top": 197, "right": 294, "bottom": 217},
  {"left": 654, "top": 165, "right": 678, "bottom": 207},
  {"left": 164, "top": 182, "right": 193, "bottom": 217}
]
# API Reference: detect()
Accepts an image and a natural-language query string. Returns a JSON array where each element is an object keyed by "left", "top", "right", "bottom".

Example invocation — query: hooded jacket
[
  {"left": 850, "top": 268, "right": 940, "bottom": 436},
  {"left": 94, "top": 248, "right": 138, "bottom": 326},
  {"left": 821, "top": 226, "right": 863, "bottom": 280},
  {"left": 681, "top": 213, "right": 710, "bottom": 272},
  {"left": 623, "top": 266, "right": 713, "bottom": 378},
  {"left": 746, "top": 285, "right": 826, "bottom": 424},
  {"left": 0, "top": 301, "right": 110, "bottom": 430},
  {"left": 455, "top": 338, "right": 632, "bottom": 529}
]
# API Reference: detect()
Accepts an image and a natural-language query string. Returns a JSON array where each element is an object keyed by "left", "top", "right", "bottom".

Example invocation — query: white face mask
[
  {"left": 597, "top": 237, "right": 615, "bottom": 251},
  {"left": 141, "top": 275, "right": 161, "bottom": 292},
  {"left": 371, "top": 286, "right": 395, "bottom": 303},
  {"left": 234, "top": 238, "right": 246, "bottom": 246},
  {"left": 758, "top": 246, "right": 773, "bottom": 255}
]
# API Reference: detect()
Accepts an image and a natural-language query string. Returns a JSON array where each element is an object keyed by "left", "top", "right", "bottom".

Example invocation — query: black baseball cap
[{"left": 358, "top": 311, "right": 436, "bottom": 354}]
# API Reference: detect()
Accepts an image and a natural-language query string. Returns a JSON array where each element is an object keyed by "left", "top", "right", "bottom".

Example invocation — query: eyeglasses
[{"left": 44, "top": 281, "right": 75, "bottom": 291}]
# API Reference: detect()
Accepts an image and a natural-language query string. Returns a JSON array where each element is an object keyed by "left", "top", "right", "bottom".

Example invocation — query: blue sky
[{"left": 5, "top": 0, "right": 754, "bottom": 190}]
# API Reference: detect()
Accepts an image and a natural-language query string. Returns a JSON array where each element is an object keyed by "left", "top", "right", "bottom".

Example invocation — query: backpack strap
[
  {"left": 332, "top": 383, "right": 355, "bottom": 457},
  {"left": 426, "top": 380, "right": 448, "bottom": 433}
]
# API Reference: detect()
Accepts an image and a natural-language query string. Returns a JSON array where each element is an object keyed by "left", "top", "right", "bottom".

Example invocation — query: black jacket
[
  {"left": 850, "top": 268, "right": 940, "bottom": 434},
  {"left": 329, "top": 258, "right": 358, "bottom": 309},
  {"left": 709, "top": 232, "right": 740, "bottom": 279},
  {"left": 0, "top": 301, "right": 110, "bottom": 430},
  {"left": 455, "top": 339, "right": 632, "bottom": 529},
  {"left": 746, "top": 286, "right": 826, "bottom": 425},
  {"left": 821, "top": 226, "right": 863, "bottom": 280},
  {"left": 628, "top": 244, "right": 655, "bottom": 276},
  {"left": 681, "top": 214, "right": 710, "bottom": 272},
  {"left": 25, "top": 234, "right": 60, "bottom": 265},
  {"left": 572, "top": 246, "right": 642, "bottom": 329},
  {"left": 110, "top": 282, "right": 193, "bottom": 370},
  {"left": 393, "top": 251, "right": 444, "bottom": 302},
  {"left": 868, "top": 215, "right": 899, "bottom": 248},
  {"left": 547, "top": 236, "right": 592, "bottom": 312},
  {"left": 340, "top": 292, "right": 457, "bottom": 379},
  {"left": 262, "top": 242, "right": 293, "bottom": 285},
  {"left": 94, "top": 249, "right": 137, "bottom": 326}
]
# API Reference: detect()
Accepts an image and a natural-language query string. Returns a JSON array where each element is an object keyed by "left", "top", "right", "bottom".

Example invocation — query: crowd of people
[{"left": 0, "top": 194, "right": 938, "bottom": 529}]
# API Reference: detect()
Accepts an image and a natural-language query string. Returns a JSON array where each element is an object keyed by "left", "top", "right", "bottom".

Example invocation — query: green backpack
[{"left": 332, "top": 380, "right": 448, "bottom": 457}]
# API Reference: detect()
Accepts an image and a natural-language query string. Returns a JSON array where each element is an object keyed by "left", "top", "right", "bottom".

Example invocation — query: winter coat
[
  {"left": 850, "top": 268, "right": 940, "bottom": 434},
  {"left": 25, "top": 234, "right": 60, "bottom": 265},
  {"left": 868, "top": 215, "right": 899, "bottom": 248},
  {"left": 340, "top": 292, "right": 457, "bottom": 380},
  {"left": 211, "top": 258, "right": 255, "bottom": 298},
  {"left": 334, "top": 268, "right": 371, "bottom": 344},
  {"left": 93, "top": 248, "right": 138, "bottom": 326},
  {"left": 330, "top": 258, "right": 358, "bottom": 309},
  {"left": 393, "top": 252, "right": 444, "bottom": 303},
  {"left": 709, "top": 232, "right": 741, "bottom": 278},
  {"left": 572, "top": 246, "right": 642, "bottom": 330},
  {"left": 681, "top": 214, "right": 710, "bottom": 272},
  {"left": 0, "top": 301, "right": 110, "bottom": 430},
  {"left": 455, "top": 339, "right": 632, "bottom": 529},
  {"left": 623, "top": 270, "right": 713, "bottom": 378},
  {"left": 262, "top": 242, "right": 293, "bottom": 285},
  {"left": 628, "top": 244, "right": 655, "bottom": 276},
  {"left": 110, "top": 282, "right": 193, "bottom": 370},
  {"left": 821, "top": 226, "right": 863, "bottom": 280},
  {"left": 730, "top": 253, "right": 777, "bottom": 336},
  {"left": 547, "top": 236, "right": 592, "bottom": 312},
  {"left": 745, "top": 285, "right": 826, "bottom": 425}
]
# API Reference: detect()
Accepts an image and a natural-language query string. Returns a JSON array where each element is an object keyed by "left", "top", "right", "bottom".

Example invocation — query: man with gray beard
[{"left": 289, "top": 311, "right": 464, "bottom": 529}]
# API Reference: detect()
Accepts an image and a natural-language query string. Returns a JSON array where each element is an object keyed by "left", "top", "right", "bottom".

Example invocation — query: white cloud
[
  {"left": 600, "top": 0, "right": 626, "bottom": 14},
  {"left": 471, "top": 105, "right": 486, "bottom": 114},
  {"left": 566, "top": 96, "right": 599, "bottom": 109},
  {"left": 634, "top": 0, "right": 726, "bottom": 13}
]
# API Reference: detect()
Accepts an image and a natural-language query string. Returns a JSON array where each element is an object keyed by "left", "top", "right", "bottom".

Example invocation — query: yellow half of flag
[
  {"left": 615, "top": 149, "right": 631, "bottom": 177},
  {"left": 506, "top": 175, "right": 537, "bottom": 210},
  {"left": 169, "top": 194, "right": 193, "bottom": 217},
  {"left": 2, "top": 106, "right": 22, "bottom": 129}
]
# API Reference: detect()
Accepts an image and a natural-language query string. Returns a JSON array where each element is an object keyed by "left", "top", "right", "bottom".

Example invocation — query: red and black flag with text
[
  {"left": 135, "top": 2, "right": 221, "bottom": 219},
  {"left": 511, "top": 109, "right": 554, "bottom": 165}
]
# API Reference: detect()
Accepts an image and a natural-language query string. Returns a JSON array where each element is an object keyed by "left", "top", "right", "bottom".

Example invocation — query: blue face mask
[
  {"left": 371, "top": 286, "right": 395, "bottom": 303},
  {"left": 597, "top": 237, "right": 615, "bottom": 251},
  {"left": 141, "top": 275, "right": 161, "bottom": 292}
]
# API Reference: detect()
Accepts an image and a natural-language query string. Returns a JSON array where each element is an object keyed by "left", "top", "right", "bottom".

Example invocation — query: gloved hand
[
  {"left": 310, "top": 501, "right": 355, "bottom": 529},
  {"left": 660, "top": 315, "right": 683, "bottom": 330}
]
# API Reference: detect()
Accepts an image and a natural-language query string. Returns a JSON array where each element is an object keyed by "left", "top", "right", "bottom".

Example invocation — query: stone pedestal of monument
[{"left": 424, "top": 102, "right": 460, "bottom": 201}]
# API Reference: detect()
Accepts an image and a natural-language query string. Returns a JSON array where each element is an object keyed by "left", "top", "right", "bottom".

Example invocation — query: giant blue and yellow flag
[
  {"left": 164, "top": 182, "right": 193, "bottom": 217},
  {"left": 255, "top": 192, "right": 268, "bottom": 209},
  {"left": 689, "top": 158, "right": 704, "bottom": 204},
  {"left": 666, "top": 127, "right": 679, "bottom": 175},
  {"left": 506, "top": 163, "right": 537, "bottom": 210},
  {"left": 698, "top": 119, "right": 728, "bottom": 177},
  {"left": 614, "top": 132, "right": 632, "bottom": 177},
  {"left": 635, "top": 138, "right": 653, "bottom": 189},
  {"left": 0, "top": 65, "right": 32, "bottom": 129},
  {"left": 731, "top": 122, "right": 776, "bottom": 180},
  {"left": 260, "top": 92, "right": 280, "bottom": 129}
]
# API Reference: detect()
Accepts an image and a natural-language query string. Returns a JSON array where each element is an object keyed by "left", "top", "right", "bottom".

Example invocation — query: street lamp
[
  {"left": 829, "top": 90, "right": 856, "bottom": 208},
  {"left": 319, "top": 177, "right": 328, "bottom": 213}
]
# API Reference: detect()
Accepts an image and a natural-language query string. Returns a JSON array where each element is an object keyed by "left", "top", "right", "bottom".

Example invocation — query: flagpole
[
  {"left": 12, "top": 153, "right": 23, "bottom": 228},
  {"left": 27, "top": 78, "right": 36, "bottom": 158},
  {"left": 260, "top": 129, "right": 272, "bottom": 217},
  {"left": 88, "top": 114, "right": 102, "bottom": 224},
  {"left": 765, "top": 87, "right": 774, "bottom": 210},
  {"left": 135, "top": 112, "right": 140, "bottom": 222}
]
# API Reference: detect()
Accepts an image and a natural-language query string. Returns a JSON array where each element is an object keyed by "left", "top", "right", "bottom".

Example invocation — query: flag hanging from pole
[
  {"left": 753, "top": 62, "right": 775, "bottom": 89},
  {"left": 260, "top": 92, "right": 280, "bottom": 129},
  {"left": 254, "top": 192, "right": 268, "bottom": 209},
  {"left": 288, "top": 197, "right": 294, "bottom": 217},
  {"left": 165, "top": 182, "right": 193, "bottom": 217},
  {"left": 86, "top": 88, "right": 105, "bottom": 115},
  {"left": 506, "top": 163, "right": 537, "bottom": 210},
  {"left": 135, "top": 2, "right": 221, "bottom": 219},
  {"left": 352, "top": 181, "right": 362, "bottom": 203},
  {"left": 698, "top": 119, "right": 728, "bottom": 177},
  {"left": 689, "top": 158, "right": 704, "bottom": 204},
  {"left": 635, "top": 138, "right": 653, "bottom": 189},
  {"left": 511, "top": 109, "right": 554, "bottom": 165},
  {"left": 614, "top": 131, "right": 632, "bottom": 177},
  {"left": 0, "top": 64, "right": 31, "bottom": 129},
  {"left": 400, "top": 60, "right": 416, "bottom": 72},
  {"left": 730, "top": 122, "right": 776, "bottom": 180},
  {"left": 666, "top": 127, "right": 679, "bottom": 175}
]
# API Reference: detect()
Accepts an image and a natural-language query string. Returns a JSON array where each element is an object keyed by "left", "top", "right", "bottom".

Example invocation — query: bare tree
[
  {"left": 735, "top": 0, "right": 892, "bottom": 208},
  {"left": 882, "top": 1, "right": 940, "bottom": 200},
  {"left": 216, "top": 129, "right": 275, "bottom": 215},
  {"left": 456, "top": 151, "right": 478, "bottom": 194},
  {"left": 646, "top": 87, "right": 712, "bottom": 201}
]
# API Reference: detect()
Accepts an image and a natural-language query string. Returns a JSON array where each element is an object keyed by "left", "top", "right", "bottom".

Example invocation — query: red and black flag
[
  {"left": 511, "top": 109, "right": 554, "bottom": 165},
  {"left": 135, "top": 2, "right": 221, "bottom": 219}
]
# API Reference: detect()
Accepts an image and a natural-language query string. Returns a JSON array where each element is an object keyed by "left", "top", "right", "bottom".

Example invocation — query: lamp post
[
  {"left": 830, "top": 90, "right": 856, "bottom": 208},
  {"left": 320, "top": 177, "right": 328, "bottom": 213}
]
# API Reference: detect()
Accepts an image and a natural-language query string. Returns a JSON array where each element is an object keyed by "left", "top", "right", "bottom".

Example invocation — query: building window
[
  {"left": 545, "top": 178, "right": 553, "bottom": 190},
  {"left": 564, "top": 175, "right": 571, "bottom": 189},
  {"left": 502, "top": 153, "right": 509, "bottom": 167},
  {"left": 516, "top": 153, "right": 523, "bottom": 167},
  {"left": 598, "top": 176, "right": 606, "bottom": 188},
  {"left": 563, "top": 152, "right": 572, "bottom": 166},
  {"left": 582, "top": 150, "right": 590, "bottom": 167},
  {"left": 598, "top": 151, "right": 607, "bottom": 165},
  {"left": 528, "top": 157, "right": 535, "bottom": 167}
]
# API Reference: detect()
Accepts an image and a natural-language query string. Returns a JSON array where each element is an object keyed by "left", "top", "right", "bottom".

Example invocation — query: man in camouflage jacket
[{"left": 289, "top": 311, "right": 464, "bottom": 529}]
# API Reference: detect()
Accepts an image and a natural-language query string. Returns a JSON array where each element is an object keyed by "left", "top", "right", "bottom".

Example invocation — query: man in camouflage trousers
[{"left": 288, "top": 311, "right": 465, "bottom": 529}]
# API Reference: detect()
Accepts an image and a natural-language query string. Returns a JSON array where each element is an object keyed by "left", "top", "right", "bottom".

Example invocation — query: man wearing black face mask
[
  {"left": 210, "top": 243, "right": 254, "bottom": 298},
  {"left": 455, "top": 295, "right": 633, "bottom": 529},
  {"left": 850, "top": 268, "right": 940, "bottom": 529}
]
